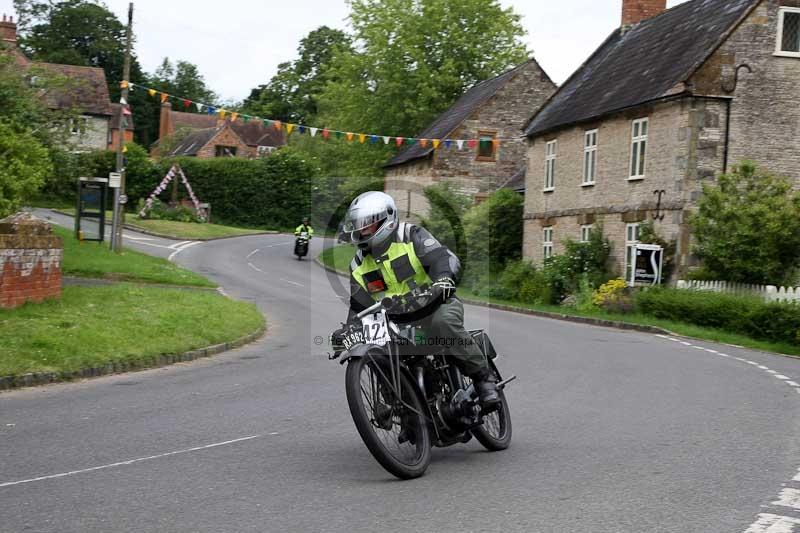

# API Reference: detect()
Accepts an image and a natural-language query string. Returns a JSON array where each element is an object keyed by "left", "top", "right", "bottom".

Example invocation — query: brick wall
[{"left": 0, "top": 213, "right": 63, "bottom": 309}]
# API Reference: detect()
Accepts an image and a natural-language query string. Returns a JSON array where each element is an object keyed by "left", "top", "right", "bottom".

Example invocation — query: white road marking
[
  {"left": 0, "top": 435, "right": 261, "bottom": 489},
  {"left": 168, "top": 241, "right": 201, "bottom": 262},
  {"left": 693, "top": 346, "right": 705, "bottom": 350},
  {"left": 793, "top": 470, "right": 800, "bottom": 482},
  {"left": 745, "top": 513, "right": 800, "bottom": 532},
  {"left": 772, "top": 488, "right": 800, "bottom": 509},
  {"left": 787, "top": 381, "right": 800, "bottom": 387},
  {"left": 122, "top": 235, "right": 154, "bottom": 241},
  {"left": 747, "top": 361, "right": 760, "bottom": 366},
  {"left": 680, "top": 341, "right": 692, "bottom": 346},
  {"left": 281, "top": 278, "right": 304, "bottom": 287},
  {"left": 775, "top": 375, "right": 791, "bottom": 380},
  {"left": 768, "top": 370, "right": 779, "bottom": 374},
  {"left": 246, "top": 249, "right": 260, "bottom": 259},
  {"left": 706, "top": 349, "right": 719, "bottom": 354},
  {"left": 131, "top": 241, "right": 174, "bottom": 250},
  {"left": 759, "top": 366, "right": 771, "bottom": 370},
  {"left": 247, "top": 262, "right": 264, "bottom": 273},
  {"left": 169, "top": 240, "right": 192, "bottom": 250}
]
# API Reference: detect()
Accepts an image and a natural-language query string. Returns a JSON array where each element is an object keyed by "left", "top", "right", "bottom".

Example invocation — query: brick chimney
[
  {"left": 1, "top": 14, "right": 17, "bottom": 45},
  {"left": 621, "top": 0, "right": 666, "bottom": 26},
  {"left": 159, "top": 101, "right": 174, "bottom": 142}
]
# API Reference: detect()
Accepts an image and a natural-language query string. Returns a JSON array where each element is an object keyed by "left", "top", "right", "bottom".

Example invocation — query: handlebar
[{"left": 355, "top": 289, "right": 434, "bottom": 320}]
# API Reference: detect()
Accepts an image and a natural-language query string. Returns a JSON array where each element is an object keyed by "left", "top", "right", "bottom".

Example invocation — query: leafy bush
[
  {"left": 635, "top": 288, "right": 800, "bottom": 345},
  {"left": 421, "top": 183, "right": 471, "bottom": 261},
  {"left": 463, "top": 188, "right": 524, "bottom": 275},
  {"left": 465, "top": 259, "right": 552, "bottom": 305},
  {"left": 539, "top": 229, "right": 613, "bottom": 304},
  {"left": 40, "top": 149, "right": 116, "bottom": 202},
  {"left": 690, "top": 161, "right": 800, "bottom": 285},
  {"left": 138, "top": 199, "right": 203, "bottom": 223},
  {"left": 0, "top": 122, "right": 52, "bottom": 217}
]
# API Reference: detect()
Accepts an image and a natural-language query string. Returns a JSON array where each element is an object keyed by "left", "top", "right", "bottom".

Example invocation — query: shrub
[
  {"left": 635, "top": 288, "right": 800, "bottom": 345},
  {"left": 0, "top": 122, "right": 52, "bottom": 217},
  {"left": 138, "top": 199, "right": 203, "bottom": 223},
  {"left": 690, "top": 161, "right": 800, "bottom": 285},
  {"left": 593, "top": 278, "right": 633, "bottom": 313},
  {"left": 539, "top": 230, "right": 613, "bottom": 304},
  {"left": 421, "top": 183, "right": 471, "bottom": 260},
  {"left": 463, "top": 188, "right": 524, "bottom": 275}
]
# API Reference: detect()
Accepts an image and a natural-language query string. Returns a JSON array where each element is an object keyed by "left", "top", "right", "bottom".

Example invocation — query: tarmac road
[{"left": 2, "top": 219, "right": 799, "bottom": 532}]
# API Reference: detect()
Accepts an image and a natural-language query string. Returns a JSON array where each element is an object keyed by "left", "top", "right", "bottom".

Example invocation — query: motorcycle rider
[
  {"left": 332, "top": 191, "right": 499, "bottom": 407},
  {"left": 295, "top": 217, "right": 314, "bottom": 239}
]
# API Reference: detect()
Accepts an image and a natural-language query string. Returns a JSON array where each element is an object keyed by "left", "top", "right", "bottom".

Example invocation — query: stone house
[
  {"left": 384, "top": 58, "right": 556, "bottom": 217},
  {"left": 154, "top": 103, "right": 285, "bottom": 158},
  {"left": 1, "top": 15, "right": 118, "bottom": 152},
  {"left": 522, "top": 0, "right": 800, "bottom": 282}
]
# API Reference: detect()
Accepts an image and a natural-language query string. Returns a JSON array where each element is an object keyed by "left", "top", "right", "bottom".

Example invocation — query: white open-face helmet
[{"left": 343, "top": 191, "right": 398, "bottom": 250}]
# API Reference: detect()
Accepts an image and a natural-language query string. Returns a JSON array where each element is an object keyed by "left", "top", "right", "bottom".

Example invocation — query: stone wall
[
  {"left": 690, "top": 0, "right": 800, "bottom": 185},
  {"left": 67, "top": 115, "right": 110, "bottom": 151},
  {"left": 522, "top": 96, "right": 727, "bottom": 277},
  {"left": 0, "top": 213, "right": 63, "bottom": 309}
]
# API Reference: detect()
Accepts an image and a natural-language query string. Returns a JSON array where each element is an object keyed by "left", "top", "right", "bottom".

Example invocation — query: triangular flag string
[{"left": 128, "top": 81, "right": 528, "bottom": 152}]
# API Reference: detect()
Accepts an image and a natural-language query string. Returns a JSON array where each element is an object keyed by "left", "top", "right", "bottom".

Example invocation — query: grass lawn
[
  {"left": 318, "top": 244, "right": 800, "bottom": 358},
  {"left": 0, "top": 285, "right": 265, "bottom": 377},
  {"left": 56, "top": 226, "right": 214, "bottom": 287},
  {"left": 52, "top": 208, "right": 266, "bottom": 240}
]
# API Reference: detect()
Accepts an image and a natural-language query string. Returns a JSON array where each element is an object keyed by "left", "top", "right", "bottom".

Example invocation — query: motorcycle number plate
[{"left": 361, "top": 311, "right": 389, "bottom": 347}]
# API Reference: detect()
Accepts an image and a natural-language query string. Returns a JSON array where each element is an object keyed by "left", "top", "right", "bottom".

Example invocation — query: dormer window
[{"left": 776, "top": 7, "right": 800, "bottom": 57}]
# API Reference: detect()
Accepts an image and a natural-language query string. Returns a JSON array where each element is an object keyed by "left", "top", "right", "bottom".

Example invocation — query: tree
[
  {"left": 152, "top": 57, "right": 217, "bottom": 105},
  {"left": 318, "top": 0, "right": 529, "bottom": 136},
  {"left": 0, "top": 121, "right": 52, "bottom": 217},
  {"left": 690, "top": 161, "right": 800, "bottom": 285},
  {"left": 462, "top": 188, "right": 523, "bottom": 274},
  {"left": 242, "top": 26, "right": 352, "bottom": 124}
]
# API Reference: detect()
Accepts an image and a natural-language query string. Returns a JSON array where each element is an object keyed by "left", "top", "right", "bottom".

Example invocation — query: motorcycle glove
[{"left": 432, "top": 276, "right": 456, "bottom": 301}]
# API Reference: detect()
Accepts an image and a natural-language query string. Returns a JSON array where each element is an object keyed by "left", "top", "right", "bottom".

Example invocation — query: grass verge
[
  {"left": 56, "top": 226, "right": 214, "bottom": 287},
  {"left": 0, "top": 285, "right": 265, "bottom": 377},
  {"left": 53, "top": 208, "right": 266, "bottom": 240},
  {"left": 318, "top": 244, "right": 800, "bottom": 358}
]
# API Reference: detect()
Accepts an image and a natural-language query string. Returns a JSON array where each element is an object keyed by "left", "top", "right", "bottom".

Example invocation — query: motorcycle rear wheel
[{"left": 345, "top": 355, "right": 431, "bottom": 479}]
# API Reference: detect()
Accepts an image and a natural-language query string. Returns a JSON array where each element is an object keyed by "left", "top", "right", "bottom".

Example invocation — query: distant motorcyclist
[
  {"left": 332, "top": 191, "right": 499, "bottom": 406},
  {"left": 295, "top": 217, "right": 314, "bottom": 239}
]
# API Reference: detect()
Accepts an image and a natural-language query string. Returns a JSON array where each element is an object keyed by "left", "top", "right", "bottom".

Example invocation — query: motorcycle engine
[{"left": 436, "top": 388, "right": 480, "bottom": 436}]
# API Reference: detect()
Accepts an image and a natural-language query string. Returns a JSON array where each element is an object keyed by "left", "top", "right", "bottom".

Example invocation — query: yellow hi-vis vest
[{"left": 352, "top": 239, "right": 433, "bottom": 301}]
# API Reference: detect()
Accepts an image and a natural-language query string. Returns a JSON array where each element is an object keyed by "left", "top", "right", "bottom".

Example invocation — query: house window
[
  {"left": 629, "top": 118, "right": 648, "bottom": 179},
  {"left": 777, "top": 7, "right": 800, "bottom": 56},
  {"left": 625, "top": 223, "right": 641, "bottom": 282},
  {"left": 71, "top": 116, "right": 89, "bottom": 135},
  {"left": 583, "top": 130, "right": 597, "bottom": 185},
  {"left": 257, "top": 145, "right": 274, "bottom": 157},
  {"left": 543, "top": 226, "right": 554, "bottom": 260},
  {"left": 215, "top": 145, "right": 238, "bottom": 157},
  {"left": 580, "top": 224, "right": 593, "bottom": 243},
  {"left": 544, "top": 140, "right": 556, "bottom": 191},
  {"left": 476, "top": 131, "right": 497, "bottom": 161}
]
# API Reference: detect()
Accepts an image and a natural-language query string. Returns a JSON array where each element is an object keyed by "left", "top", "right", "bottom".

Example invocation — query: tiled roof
[
  {"left": 386, "top": 58, "right": 546, "bottom": 167},
  {"left": 169, "top": 127, "right": 224, "bottom": 157},
  {"left": 170, "top": 110, "right": 285, "bottom": 147},
  {"left": 524, "top": 0, "right": 758, "bottom": 137},
  {"left": 32, "top": 62, "right": 113, "bottom": 116}
]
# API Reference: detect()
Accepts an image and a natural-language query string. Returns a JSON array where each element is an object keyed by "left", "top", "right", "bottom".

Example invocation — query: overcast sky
[{"left": 0, "top": 0, "right": 690, "bottom": 103}]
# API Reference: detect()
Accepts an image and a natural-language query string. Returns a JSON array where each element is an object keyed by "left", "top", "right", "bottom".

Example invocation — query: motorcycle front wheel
[{"left": 345, "top": 354, "right": 431, "bottom": 479}]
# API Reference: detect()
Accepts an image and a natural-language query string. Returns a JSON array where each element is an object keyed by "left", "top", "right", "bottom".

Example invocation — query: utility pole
[{"left": 111, "top": 2, "right": 133, "bottom": 253}]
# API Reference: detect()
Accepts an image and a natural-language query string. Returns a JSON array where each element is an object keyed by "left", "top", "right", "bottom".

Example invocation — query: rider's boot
[{"left": 471, "top": 367, "right": 500, "bottom": 408}]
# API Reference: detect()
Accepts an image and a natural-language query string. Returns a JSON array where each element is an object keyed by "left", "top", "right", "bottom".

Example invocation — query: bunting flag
[{"left": 130, "top": 80, "right": 524, "bottom": 153}]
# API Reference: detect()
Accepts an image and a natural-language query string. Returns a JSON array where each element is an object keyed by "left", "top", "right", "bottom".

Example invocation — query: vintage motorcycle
[
  {"left": 330, "top": 288, "right": 515, "bottom": 479},
  {"left": 294, "top": 231, "right": 309, "bottom": 260}
]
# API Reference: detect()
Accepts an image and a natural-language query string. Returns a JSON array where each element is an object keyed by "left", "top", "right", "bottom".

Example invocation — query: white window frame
[
  {"left": 629, "top": 118, "right": 648, "bottom": 180},
  {"left": 776, "top": 7, "right": 800, "bottom": 57},
  {"left": 544, "top": 140, "right": 556, "bottom": 192},
  {"left": 580, "top": 224, "right": 593, "bottom": 243},
  {"left": 624, "top": 223, "right": 641, "bottom": 282},
  {"left": 583, "top": 130, "right": 598, "bottom": 186},
  {"left": 543, "top": 226, "right": 554, "bottom": 260}
]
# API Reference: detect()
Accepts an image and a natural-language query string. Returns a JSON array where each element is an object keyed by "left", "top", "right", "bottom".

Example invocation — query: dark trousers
[{"left": 427, "top": 298, "right": 488, "bottom": 376}]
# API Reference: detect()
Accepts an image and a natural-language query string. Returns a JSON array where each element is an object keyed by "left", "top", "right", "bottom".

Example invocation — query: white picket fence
[{"left": 676, "top": 280, "right": 800, "bottom": 303}]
